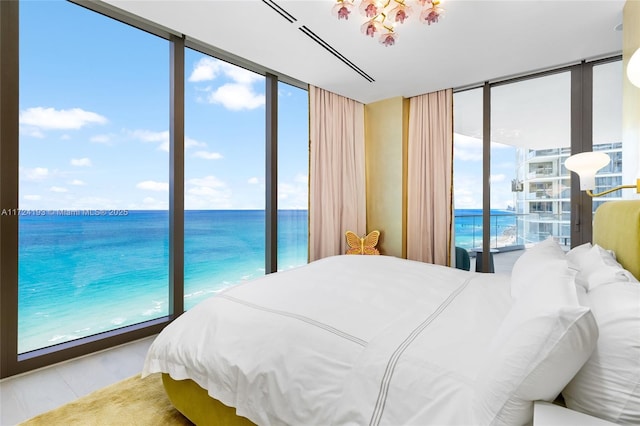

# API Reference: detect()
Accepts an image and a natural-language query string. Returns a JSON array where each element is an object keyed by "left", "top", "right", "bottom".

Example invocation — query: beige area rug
[{"left": 20, "top": 373, "right": 192, "bottom": 426}]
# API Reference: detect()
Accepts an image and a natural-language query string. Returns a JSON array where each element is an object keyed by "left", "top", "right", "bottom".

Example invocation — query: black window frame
[
  {"left": 456, "top": 56, "right": 622, "bottom": 272},
  {"left": 0, "top": 0, "right": 308, "bottom": 379}
]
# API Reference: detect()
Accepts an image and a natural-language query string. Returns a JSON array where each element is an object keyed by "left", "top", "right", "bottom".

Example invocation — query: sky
[
  {"left": 453, "top": 88, "right": 517, "bottom": 211},
  {"left": 18, "top": 0, "right": 309, "bottom": 211},
  {"left": 18, "top": 1, "right": 626, "bottom": 214}
]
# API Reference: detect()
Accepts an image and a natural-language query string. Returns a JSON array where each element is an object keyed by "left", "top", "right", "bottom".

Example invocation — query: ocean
[
  {"left": 17, "top": 208, "right": 512, "bottom": 353},
  {"left": 453, "top": 209, "right": 518, "bottom": 249},
  {"left": 18, "top": 210, "right": 308, "bottom": 354}
]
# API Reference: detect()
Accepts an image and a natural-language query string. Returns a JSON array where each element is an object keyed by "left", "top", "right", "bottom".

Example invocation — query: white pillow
[
  {"left": 566, "top": 242, "right": 592, "bottom": 272},
  {"left": 510, "top": 237, "right": 567, "bottom": 299},
  {"left": 574, "top": 244, "right": 638, "bottom": 291},
  {"left": 475, "top": 271, "right": 598, "bottom": 426},
  {"left": 563, "top": 281, "right": 640, "bottom": 425}
]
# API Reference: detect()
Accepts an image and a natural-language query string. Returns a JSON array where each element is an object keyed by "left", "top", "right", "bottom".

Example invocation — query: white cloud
[
  {"left": 453, "top": 134, "right": 483, "bottom": 162},
  {"left": 223, "top": 65, "right": 262, "bottom": 85},
  {"left": 188, "top": 58, "right": 222, "bottom": 82},
  {"left": 247, "top": 177, "right": 259, "bottom": 184},
  {"left": 194, "top": 151, "right": 223, "bottom": 160},
  {"left": 129, "top": 129, "right": 170, "bottom": 152},
  {"left": 453, "top": 175, "right": 482, "bottom": 209},
  {"left": 294, "top": 173, "right": 308, "bottom": 184},
  {"left": 185, "top": 175, "right": 233, "bottom": 209},
  {"left": 189, "top": 57, "right": 264, "bottom": 111},
  {"left": 21, "top": 167, "right": 50, "bottom": 181},
  {"left": 130, "top": 130, "right": 206, "bottom": 153},
  {"left": 23, "top": 194, "right": 42, "bottom": 201},
  {"left": 278, "top": 173, "right": 309, "bottom": 209},
  {"left": 19, "top": 107, "right": 107, "bottom": 130},
  {"left": 69, "top": 179, "right": 86, "bottom": 186},
  {"left": 188, "top": 58, "right": 261, "bottom": 85},
  {"left": 185, "top": 137, "right": 206, "bottom": 149},
  {"left": 489, "top": 174, "right": 506, "bottom": 183},
  {"left": 208, "top": 83, "right": 264, "bottom": 111},
  {"left": 187, "top": 176, "right": 226, "bottom": 188},
  {"left": 50, "top": 186, "right": 68, "bottom": 193},
  {"left": 136, "top": 180, "right": 169, "bottom": 192},
  {"left": 90, "top": 134, "right": 112, "bottom": 144},
  {"left": 188, "top": 186, "right": 220, "bottom": 197},
  {"left": 19, "top": 126, "right": 45, "bottom": 138},
  {"left": 67, "top": 196, "right": 119, "bottom": 210},
  {"left": 130, "top": 129, "right": 168, "bottom": 142},
  {"left": 139, "top": 197, "right": 167, "bottom": 209},
  {"left": 70, "top": 158, "right": 92, "bottom": 167}
]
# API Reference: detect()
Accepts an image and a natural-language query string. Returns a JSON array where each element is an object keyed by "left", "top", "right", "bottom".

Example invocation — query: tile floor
[{"left": 0, "top": 336, "right": 155, "bottom": 425}]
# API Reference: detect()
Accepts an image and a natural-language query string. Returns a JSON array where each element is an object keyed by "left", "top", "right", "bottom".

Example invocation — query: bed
[{"left": 142, "top": 200, "right": 640, "bottom": 426}]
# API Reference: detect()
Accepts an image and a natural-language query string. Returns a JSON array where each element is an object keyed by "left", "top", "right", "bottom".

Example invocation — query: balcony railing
[{"left": 454, "top": 212, "right": 570, "bottom": 251}]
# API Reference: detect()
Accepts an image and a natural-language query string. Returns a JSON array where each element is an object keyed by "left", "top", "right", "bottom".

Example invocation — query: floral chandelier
[{"left": 332, "top": 0, "right": 444, "bottom": 47}]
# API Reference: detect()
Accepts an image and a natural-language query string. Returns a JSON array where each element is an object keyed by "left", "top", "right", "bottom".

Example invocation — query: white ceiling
[{"left": 101, "top": 0, "right": 625, "bottom": 104}]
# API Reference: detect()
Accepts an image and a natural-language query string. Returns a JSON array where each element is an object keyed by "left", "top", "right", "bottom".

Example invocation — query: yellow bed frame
[
  {"left": 592, "top": 200, "right": 640, "bottom": 280},
  {"left": 161, "top": 374, "right": 255, "bottom": 426},
  {"left": 161, "top": 200, "right": 640, "bottom": 424}
]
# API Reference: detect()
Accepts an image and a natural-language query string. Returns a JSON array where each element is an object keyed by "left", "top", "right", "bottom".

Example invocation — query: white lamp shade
[
  {"left": 628, "top": 47, "right": 640, "bottom": 88},
  {"left": 565, "top": 152, "right": 610, "bottom": 191}
]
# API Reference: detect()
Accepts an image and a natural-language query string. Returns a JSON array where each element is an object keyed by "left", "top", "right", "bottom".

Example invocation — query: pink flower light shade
[
  {"left": 388, "top": 4, "right": 412, "bottom": 24},
  {"left": 379, "top": 32, "right": 398, "bottom": 46},
  {"left": 334, "top": 0, "right": 443, "bottom": 46},
  {"left": 332, "top": 1, "right": 355, "bottom": 20},
  {"left": 419, "top": 1, "right": 443, "bottom": 25},
  {"left": 359, "top": 0, "right": 380, "bottom": 18},
  {"left": 361, "top": 19, "right": 384, "bottom": 37}
]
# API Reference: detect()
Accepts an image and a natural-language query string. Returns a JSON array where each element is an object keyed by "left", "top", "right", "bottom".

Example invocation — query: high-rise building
[{"left": 513, "top": 143, "right": 623, "bottom": 247}]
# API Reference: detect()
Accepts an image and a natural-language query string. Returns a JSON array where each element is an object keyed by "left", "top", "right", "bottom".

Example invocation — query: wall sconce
[
  {"left": 565, "top": 152, "right": 640, "bottom": 197},
  {"left": 628, "top": 47, "right": 640, "bottom": 88}
]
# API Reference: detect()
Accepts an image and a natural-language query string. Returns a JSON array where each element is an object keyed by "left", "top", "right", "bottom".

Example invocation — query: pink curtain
[
  {"left": 407, "top": 89, "right": 454, "bottom": 265},
  {"left": 309, "top": 86, "right": 366, "bottom": 261}
]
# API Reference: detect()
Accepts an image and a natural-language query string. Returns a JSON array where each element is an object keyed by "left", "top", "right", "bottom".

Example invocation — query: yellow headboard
[{"left": 593, "top": 200, "right": 640, "bottom": 280}]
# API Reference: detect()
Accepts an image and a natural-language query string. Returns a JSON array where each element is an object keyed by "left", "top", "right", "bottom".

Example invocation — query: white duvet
[{"left": 143, "top": 255, "right": 513, "bottom": 425}]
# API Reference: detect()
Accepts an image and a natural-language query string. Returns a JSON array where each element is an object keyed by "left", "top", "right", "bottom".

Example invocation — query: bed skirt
[{"left": 161, "top": 374, "right": 256, "bottom": 426}]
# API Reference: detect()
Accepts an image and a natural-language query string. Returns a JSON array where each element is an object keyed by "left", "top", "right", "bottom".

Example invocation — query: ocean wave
[
  {"left": 48, "top": 334, "right": 70, "bottom": 343},
  {"left": 111, "top": 317, "right": 126, "bottom": 325}
]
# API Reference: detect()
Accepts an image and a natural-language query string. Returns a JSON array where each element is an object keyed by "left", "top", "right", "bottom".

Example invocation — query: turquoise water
[
  {"left": 18, "top": 210, "right": 307, "bottom": 353},
  {"left": 453, "top": 209, "right": 518, "bottom": 249},
  {"left": 17, "top": 208, "right": 510, "bottom": 353}
]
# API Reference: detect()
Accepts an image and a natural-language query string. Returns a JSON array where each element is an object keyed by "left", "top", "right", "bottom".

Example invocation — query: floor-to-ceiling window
[
  {"left": 18, "top": 0, "right": 169, "bottom": 354},
  {"left": 453, "top": 88, "right": 484, "bottom": 251},
  {"left": 183, "top": 50, "right": 266, "bottom": 310},
  {"left": 491, "top": 71, "right": 571, "bottom": 251},
  {"left": 277, "top": 82, "right": 309, "bottom": 269},
  {"left": 593, "top": 60, "right": 624, "bottom": 211},
  {"left": 452, "top": 58, "right": 626, "bottom": 272},
  {"left": 1, "top": 0, "right": 309, "bottom": 378}
]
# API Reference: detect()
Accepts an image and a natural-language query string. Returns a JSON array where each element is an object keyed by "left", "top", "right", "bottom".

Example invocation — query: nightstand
[{"left": 533, "top": 401, "right": 618, "bottom": 425}]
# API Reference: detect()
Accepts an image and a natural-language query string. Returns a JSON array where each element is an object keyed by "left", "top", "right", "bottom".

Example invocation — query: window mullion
[
  {"left": 0, "top": 0, "right": 20, "bottom": 379},
  {"left": 169, "top": 34, "right": 185, "bottom": 318},
  {"left": 570, "top": 62, "right": 594, "bottom": 247},
  {"left": 266, "top": 73, "right": 278, "bottom": 274}
]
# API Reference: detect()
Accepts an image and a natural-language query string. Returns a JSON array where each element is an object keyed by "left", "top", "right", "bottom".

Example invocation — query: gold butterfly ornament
[{"left": 345, "top": 230, "right": 381, "bottom": 255}]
